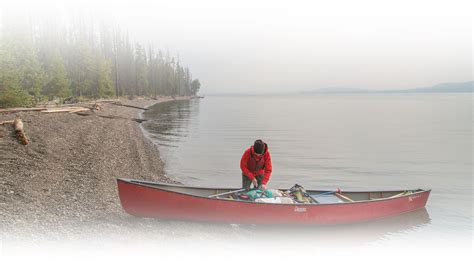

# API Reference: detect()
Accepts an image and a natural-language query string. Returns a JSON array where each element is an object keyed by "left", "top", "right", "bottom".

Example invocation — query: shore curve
[{"left": 0, "top": 97, "right": 187, "bottom": 239}]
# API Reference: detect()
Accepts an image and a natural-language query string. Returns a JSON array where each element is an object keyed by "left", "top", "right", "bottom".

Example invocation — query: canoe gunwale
[{"left": 117, "top": 178, "right": 431, "bottom": 206}]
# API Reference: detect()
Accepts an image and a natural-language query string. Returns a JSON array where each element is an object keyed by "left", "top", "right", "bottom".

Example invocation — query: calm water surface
[{"left": 142, "top": 94, "right": 472, "bottom": 245}]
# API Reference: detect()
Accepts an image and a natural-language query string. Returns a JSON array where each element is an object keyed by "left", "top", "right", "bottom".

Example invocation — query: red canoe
[{"left": 116, "top": 178, "right": 431, "bottom": 224}]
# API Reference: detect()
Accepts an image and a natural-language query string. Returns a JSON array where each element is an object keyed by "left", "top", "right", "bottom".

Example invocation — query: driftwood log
[
  {"left": 13, "top": 117, "right": 29, "bottom": 145},
  {"left": 0, "top": 102, "right": 106, "bottom": 113},
  {"left": 112, "top": 102, "right": 149, "bottom": 110},
  {"left": 40, "top": 107, "right": 91, "bottom": 113},
  {"left": 97, "top": 114, "right": 147, "bottom": 123},
  {"left": 73, "top": 112, "right": 147, "bottom": 123},
  {"left": 0, "top": 120, "right": 14, "bottom": 125},
  {"left": 0, "top": 107, "right": 47, "bottom": 113}
]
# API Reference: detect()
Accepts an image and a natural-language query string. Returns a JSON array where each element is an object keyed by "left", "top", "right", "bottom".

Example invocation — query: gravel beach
[{"left": 0, "top": 97, "right": 243, "bottom": 242}]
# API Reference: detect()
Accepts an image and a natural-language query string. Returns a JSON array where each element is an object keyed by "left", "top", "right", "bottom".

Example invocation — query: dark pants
[{"left": 242, "top": 174, "right": 263, "bottom": 190}]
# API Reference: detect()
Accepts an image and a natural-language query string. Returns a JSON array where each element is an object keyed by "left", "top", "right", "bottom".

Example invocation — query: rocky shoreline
[{"left": 0, "top": 97, "right": 206, "bottom": 240}]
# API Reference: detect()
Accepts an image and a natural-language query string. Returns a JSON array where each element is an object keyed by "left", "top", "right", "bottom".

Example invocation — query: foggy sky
[{"left": 1, "top": 0, "right": 472, "bottom": 94}]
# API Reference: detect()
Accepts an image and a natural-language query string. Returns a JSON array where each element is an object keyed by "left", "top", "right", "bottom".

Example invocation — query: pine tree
[
  {"left": 16, "top": 43, "right": 44, "bottom": 102},
  {"left": 42, "top": 52, "right": 70, "bottom": 99},
  {"left": 0, "top": 34, "right": 34, "bottom": 107},
  {"left": 96, "top": 56, "right": 114, "bottom": 98},
  {"left": 191, "top": 79, "right": 201, "bottom": 95},
  {"left": 134, "top": 43, "right": 148, "bottom": 96},
  {"left": 0, "top": 42, "right": 30, "bottom": 107}
]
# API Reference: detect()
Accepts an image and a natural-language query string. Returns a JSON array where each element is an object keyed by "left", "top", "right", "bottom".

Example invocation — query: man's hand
[
  {"left": 260, "top": 184, "right": 266, "bottom": 190},
  {"left": 252, "top": 178, "right": 258, "bottom": 188}
]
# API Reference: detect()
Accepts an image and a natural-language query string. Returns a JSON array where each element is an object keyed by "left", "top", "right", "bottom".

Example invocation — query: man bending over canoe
[{"left": 240, "top": 139, "right": 273, "bottom": 190}]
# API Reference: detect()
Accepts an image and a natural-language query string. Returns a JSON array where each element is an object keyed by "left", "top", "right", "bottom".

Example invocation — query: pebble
[{"left": 1, "top": 99, "right": 183, "bottom": 239}]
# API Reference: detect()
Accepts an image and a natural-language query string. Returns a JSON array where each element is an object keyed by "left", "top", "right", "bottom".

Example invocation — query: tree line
[{"left": 0, "top": 14, "right": 201, "bottom": 108}]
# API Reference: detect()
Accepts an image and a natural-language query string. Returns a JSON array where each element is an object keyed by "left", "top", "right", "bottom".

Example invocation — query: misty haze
[{"left": 0, "top": 1, "right": 472, "bottom": 265}]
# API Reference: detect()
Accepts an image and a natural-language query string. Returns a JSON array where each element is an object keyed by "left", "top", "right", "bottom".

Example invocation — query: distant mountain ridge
[
  {"left": 399, "top": 81, "right": 473, "bottom": 93},
  {"left": 303, "top": 81, "right": 473, "bottom": 94}
]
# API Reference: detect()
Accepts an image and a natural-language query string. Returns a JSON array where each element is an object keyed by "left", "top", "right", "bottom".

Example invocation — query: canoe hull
[{"left": 117, "top": 179, "right": 430, "bottom": 224}]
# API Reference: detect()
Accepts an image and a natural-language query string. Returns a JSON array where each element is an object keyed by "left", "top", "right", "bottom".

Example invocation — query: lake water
[{"left": 141, "top": 94, "right": 472, "bottom": 246}]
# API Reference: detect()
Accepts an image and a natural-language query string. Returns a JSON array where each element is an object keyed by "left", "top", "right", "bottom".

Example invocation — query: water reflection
[
  {"left": 239, "top": 208, "right": 431, "bottom": 245},
  {"left": 142, "top": 99, "right": 198, "bottom": 146},
  {"left": 2, "top": 207, "right": 431, "bottom": 247}
]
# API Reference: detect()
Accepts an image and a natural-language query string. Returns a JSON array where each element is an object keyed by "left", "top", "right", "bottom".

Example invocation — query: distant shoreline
[
  {"left": 205, "top": 91, "right": 473, "bottom": 97},
  {"left": 302, "top": 81, "right": 473, "bottom": 95},
  {"left": 301, "top": 90, "right": 473, "bottom": 95}
]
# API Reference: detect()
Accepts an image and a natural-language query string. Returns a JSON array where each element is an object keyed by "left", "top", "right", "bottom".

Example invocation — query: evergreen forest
[{"left": 0, "top": 13, "right": 201, "bottom": 108}]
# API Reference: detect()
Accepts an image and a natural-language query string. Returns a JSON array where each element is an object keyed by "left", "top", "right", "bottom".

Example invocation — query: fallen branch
[
  {"left": 14, "top": 117, "right": 29, "bottom": 145},
  {"left": 95, "top": 99, "right": 121, "bottom": 103},
  {"left": 0, "top": 120, "right": 14, "bottom": 125},
  {"left": 112, "top": 102, "right": 149, "bottom": 110},
  {"left": 68, "top": 108, "right": 92, "bottom": 113},
  {"left": 97, "top": 114, "right": 147, "bottom": 123},
  {"left": 41, "top": 107, "right": 92, "bottom": 113},
  {"left": 0, "top": 101, "right": 107, "bottom": 113},
  {"left": 75, "top": 112, "right": 93, "bottom": 116},
  {"left": 0, "top": 107, "right": 47, "bottom": 113},
  {"left": 73, "top": 111, "right": 145, "bottom": 122},
  {"left": 41, "top": 102, "right": 105, "bottom": 108}
]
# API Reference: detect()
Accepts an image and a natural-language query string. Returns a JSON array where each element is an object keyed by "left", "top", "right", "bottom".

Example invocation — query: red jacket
[{"left": 240, "top": 143, "right": 272, "bottom": 185}]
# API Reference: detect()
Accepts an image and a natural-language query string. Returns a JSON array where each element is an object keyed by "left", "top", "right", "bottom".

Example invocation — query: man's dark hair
[{"left": 253, "top": 139, "right": 265, "bottom": 154}]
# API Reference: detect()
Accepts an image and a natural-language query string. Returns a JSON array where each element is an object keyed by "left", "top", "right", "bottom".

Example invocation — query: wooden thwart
[
  {"left": 335, "top": 192, "right": 354, "bottom": 202},
  {"left": 389, "top": 191, "right": 409, "bottom": 198},
  {"left": 209, "top": 189, "right": 246, "bottom": 198}
]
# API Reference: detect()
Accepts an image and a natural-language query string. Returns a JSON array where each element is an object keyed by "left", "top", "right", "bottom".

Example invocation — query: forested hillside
[{"left": 0, "top": 13, "right": 200, "bottom": 108}]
